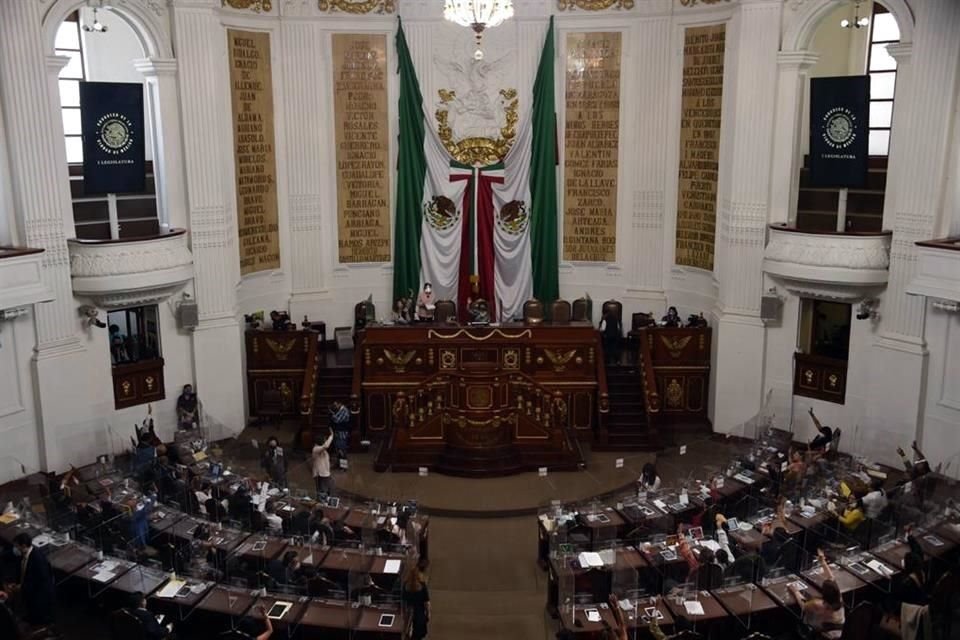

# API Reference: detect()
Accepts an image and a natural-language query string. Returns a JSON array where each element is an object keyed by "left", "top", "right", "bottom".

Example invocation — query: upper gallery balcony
[
  {"left": 67, "top": 229, "right": 193, "bottom": 308},
  {"left": 762, "top": 224, "right": 892, "bottom": 300},
  {"left": 0, "top": 246, "right": 53, "bottom": 312},
  {"left": 907, "top": 237, "right": 960, "bottom": 306}
]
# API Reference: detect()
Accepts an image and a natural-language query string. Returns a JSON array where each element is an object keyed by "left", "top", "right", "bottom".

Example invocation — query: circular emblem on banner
[
  {"left": 821, "top": 107, "right": 857, "bottom": 149},
  {"left": 496, "top": 200, "right": 529, "bottom": 236},
  {"left": 424, "top": 195, "right": 459, "bottom": 231},
  {"left": 96, "top": 112, "right": 134, "bottom": 155}
]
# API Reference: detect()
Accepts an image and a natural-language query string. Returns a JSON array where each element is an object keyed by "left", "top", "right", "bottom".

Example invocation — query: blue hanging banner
[
  {"left": 79, "top": 81, "right": 145, "bottom": 194},
  {"left": 809, "top": 75, "right": 871, "bottom": 188}
]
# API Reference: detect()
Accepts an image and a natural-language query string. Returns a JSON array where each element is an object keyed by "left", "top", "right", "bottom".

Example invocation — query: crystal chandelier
[{"left": 443, "top": 1, "right": 514, "bottom": 60}]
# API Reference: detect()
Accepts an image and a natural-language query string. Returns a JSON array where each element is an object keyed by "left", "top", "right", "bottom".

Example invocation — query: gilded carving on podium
[
  {"left": 557, "top": 0, "right": 634, "bottom": 10},
  {"left": 318, "top": 0, "right": 395, "bottom": 12},
  {"left": 265, "top": 337, "right": 296, "bottom": 361},
  {"left": 467, "top": 385, "right": 493, "bottom": 410},
  {"left": 223, "top": 0, "right": 273, "bottom": 12},
  {"left": 383, "top": 348, "right": 416, "bottom": 373},
  {"left": 440, "top": 348, "right": 457, "bottom": 370},
  {"left": 544, "top": 348, "right": 577, "bottom": 372},
  {"left": 666, "top": 378, "right": 683, "bottom": 409},
  {"left": 661, "top": 334, "right": 692, "bottom": 359},
  {"left": 503, "top": 348, "right": 520, "bottom": 370}
]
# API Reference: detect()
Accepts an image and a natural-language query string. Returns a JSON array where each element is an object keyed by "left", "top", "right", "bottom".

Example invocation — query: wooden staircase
[
  {"left": 312, "top": 364, "right": 354, "bottom": 422},
  {"left": 594, "top": 361, "right": 658, "bottom": 451}
]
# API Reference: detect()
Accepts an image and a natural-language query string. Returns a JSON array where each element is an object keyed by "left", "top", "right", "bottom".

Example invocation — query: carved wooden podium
[
  {"left": 641, "top": 327, "right": 712, "bottom": 424},
  {"left": 356, "top": 324, "right": 602, "bottom": 476}
]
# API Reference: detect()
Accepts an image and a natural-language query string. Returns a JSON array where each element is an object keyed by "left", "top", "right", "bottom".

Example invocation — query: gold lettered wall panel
[
  {"left": 333, "top": 34, "right": 391, "bottom": 264},
  {"left": 228, "top": 29, "right": 281, "bottom": 276},
  {"left": 563, "top": 32, "right": 622, "bottom": 263},
  {"left": 675, "top": 24, "right": 725, "bottom": 272}
]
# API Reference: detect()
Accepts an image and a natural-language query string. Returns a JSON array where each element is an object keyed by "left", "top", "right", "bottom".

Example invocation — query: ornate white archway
[
  {"left": 40, "top": 0, "right": 173, "bottom": 59},
  {"left": 783, "top": 0, "right": 915, "bottom": 52}
]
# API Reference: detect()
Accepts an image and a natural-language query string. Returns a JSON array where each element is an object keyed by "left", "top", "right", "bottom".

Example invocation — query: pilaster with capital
[
  {"left": 880, "top": 7, "right": 960, "bottom": 347},
  {"left": 768, "top": 50, "right": 819, "bottom": 225},
  {"left": 281, "top": 21, "right": 330, "bottom": 317},
  {"left": 134, "top": 58, "right": 190, "bottom": 233}
]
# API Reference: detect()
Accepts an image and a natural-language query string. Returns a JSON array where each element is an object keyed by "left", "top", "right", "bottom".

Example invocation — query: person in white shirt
[
  {"left": 312, "top": 428, "right": 335, "bottom": 497},
  {"left": 861, "top": 478, "right": 888, "bottom": 519},
  {"left": 263, "top": 501, "right": 283, "bottom": 534},
  {"left": 639, "top": 463, "right": 662, "bottom": 492}
]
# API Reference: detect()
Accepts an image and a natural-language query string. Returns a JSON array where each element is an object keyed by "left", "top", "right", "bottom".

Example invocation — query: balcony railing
[
  {"left": 0, "top": 246, "right": 52, "bottom": 311},
  {"left": 762, "top": 224, "right": 892, "bottom": 300},
  {"left": 67, "top": 229, "right": 193, "bottom": 308},
  {"left": 907, "top": 237, "right": 960, "bottom": 304}
]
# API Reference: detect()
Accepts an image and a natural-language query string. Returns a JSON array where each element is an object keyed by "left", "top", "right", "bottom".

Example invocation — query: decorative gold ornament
[
  {"left": 435, "top": 88, "right": 519, "bottom": 167},
  {"left": 318, "top": 0, "right": 395, "bottom": 13},
  {"left": 440, "top": 349, "right": 457, "bottom": 370},
  {"left": 557, "top": 0, "right": 634, "bottom": 10},
  {"left": 544, "top": 348, "right": 577, "bottom": 372},
  {"left": 666, "top": 378, "right": 683, "bottom": 408},
  {"left": 265, "top": 337, "right": 296, "bottom": 360},
  {"left": 660, "top": 334, "right": 692, "bottom": 359},
  {"left": 145, "top": 376, "right": 155, "bottom": 391},
  {"left": 223, "top": 0, "right": 272, "bottom": 12},
  {"left": 380, "top": 350, "right": 416, "bottom": 372},
  {"left": 121, "top": 381, "right": 132, "bottom": 396},
  {"left": 827, "top": 374, "right": 839, "bottom": 389},
  {"left": 679, "top": 0, "right": 729, "bottom": 6},
  {"left": 503, "top": 348, "right": 520, "bottom": 370},
  {"left": 428, "top": 328, "right": 532, "bottom": 342}
]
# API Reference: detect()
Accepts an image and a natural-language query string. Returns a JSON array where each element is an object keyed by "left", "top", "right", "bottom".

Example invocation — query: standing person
[
  {"left": 402, "top": 557, "right": 431, "bottom": 640},
  {"left": 4, "top": 533, "right": 55, "bottom": 629},
  {"left": 329, "top": 401, "right": 352, "bottom": 467},
  {"left": 312, "top": 428, "right": 335, "bottom": 497},
  {"left": 261, "top": 437, "right": 286, "bottom": 487},
  {"left": 807, "top": 408, "right": 834, "bottom": 451},
  {"left": 176, "top": 383, "right": 199, "bottom": 430},
  {"left": 416, "top": 282, "right": 435, "bottom": 321},
  {"left": 599, "top": 308, "right": 621, "bottom": 365}
]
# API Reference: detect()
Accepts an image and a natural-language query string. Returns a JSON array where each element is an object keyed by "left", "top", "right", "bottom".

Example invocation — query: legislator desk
[
  {"left": 358, "top": 323, "right": 603, "bottom": 476},
  {"left": 711, "top": 582, "right": 783, "bottom": 631},
  {"left": 663, "top": 589, "right": 729, "bottom": 637},
  {"left": 759, "top": 573, "right": 821, "bottom": 619},
  {"left": 559, "top": 602, "right": 622, "bottom": 637}
]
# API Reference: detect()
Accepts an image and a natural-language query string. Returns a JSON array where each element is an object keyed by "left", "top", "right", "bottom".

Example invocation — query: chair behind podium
[
  {"left": 434, "top": 299, "right": 456, "bottom": 324},
  {"left": 551, "top": 299, "right": 571, "bottom": 324},
  {"left": 523, "top": 299, "right": 545, "bottom": 325},
  {"left": 601, "top": 300, "right": 623, "bottom": 334},
  {"left": 572, "top": 297, "right": 592, "bottom": 322}
]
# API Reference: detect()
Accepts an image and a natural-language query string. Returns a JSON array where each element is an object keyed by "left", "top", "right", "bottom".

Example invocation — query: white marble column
[
  {"left": 625, "top": 15, "right": 671, "bottom": 309},
  {"left": 134, "top": 58, "right": 190, "bottom": 233},
  {"left": 868, "top": 0, "right": 960, "bottom": 436},
  {"left": 171, "top": 1, "right": 244, "bottom": 432},
  {"left": 281, "top": 21, "right": 330, "bottom": 320},
  {"left": 768, "top": 50, "right": 820, "bottom": 225},
  {"left": 712, "top": 0, "right": 782, "bottom": 433}
]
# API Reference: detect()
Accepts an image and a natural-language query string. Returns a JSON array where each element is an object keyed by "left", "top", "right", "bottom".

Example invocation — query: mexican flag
[{"left": 392, "top": 17, "right": 558, "bottom": 319}]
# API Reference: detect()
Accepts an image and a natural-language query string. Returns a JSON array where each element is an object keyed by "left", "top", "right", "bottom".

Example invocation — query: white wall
[
  {"left": 80, "top": 7, "right": 154, "bottom": 162},
  {"left": 0, "top": 314, "right": 41, "bottom": 483}
]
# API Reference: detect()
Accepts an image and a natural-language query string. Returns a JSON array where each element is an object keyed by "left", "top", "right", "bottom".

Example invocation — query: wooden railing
[
  {"left": 297, "top": 330, "right": 322, "bottom": 431},
  {"left": 638, "top": 328, "right": 661, "bottom": 440}
]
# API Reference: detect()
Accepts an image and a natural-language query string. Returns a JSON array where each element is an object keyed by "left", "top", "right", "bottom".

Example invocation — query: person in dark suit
[
  {"left": 5, "top": 533, "right": 55, "bottom": 627},
  {"left": 126, "top": 591, "right": 170, "bottom": 640}
]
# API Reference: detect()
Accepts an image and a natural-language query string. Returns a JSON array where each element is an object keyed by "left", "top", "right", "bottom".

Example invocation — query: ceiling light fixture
[
  {"left": 82, "top": 8, "right": 108, "bottom": 34},
  {"left": 443, "top": 1, "right": 514, "bottom": 60},
  {"left": 840, "top": 1, "right": 870, "bottom": 29}
]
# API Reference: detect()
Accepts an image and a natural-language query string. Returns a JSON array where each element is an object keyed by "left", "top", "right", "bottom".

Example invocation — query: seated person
[
  {"left": 263, "top": 501, "right": 283, "bottom": 534},
  {"left": 235, "top": 605, "right": 273, "bottom": 640},
  {"left": 661, "top": 306, "right": 681, "bottom": 327},
  {"left": 896, "top": 530, "right": 928, "bottom": 606},
  {"left": 638, "top": 463, "right": 661, "bottom": 492},
  {"left": 789, "top": 550, "right": 845, "bottom": 639},
  {"left": 416, "top": 283, "right": 435, "bottom": 321},
  {"left": 862, "top": 477, "right": 889, "bottom": 520},
  {"left": 831, "top": 495, "right": 865, "bottom": 532},
  {"left": 467, "top": 297, "right": 490, "bottom": 324},
  {"left": 228, "top": 486, "right": 254, "bottom": 524},
  {"left": 309, "top": 511, "right": 355, "bottom": 546},
  {"left": 176, "top": 384, "right": 199, "bottom": 430},
  {"left": 807, "top": 408, "right": 834, "bottom": 451},
  {"left": 125, "top": 591, "right": 171, "bottom": 640}
]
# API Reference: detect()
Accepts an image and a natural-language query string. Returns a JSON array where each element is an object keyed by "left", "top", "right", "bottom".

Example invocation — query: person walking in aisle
[{"left": 403, "top": 557, "right": 431, "bottom": 640}]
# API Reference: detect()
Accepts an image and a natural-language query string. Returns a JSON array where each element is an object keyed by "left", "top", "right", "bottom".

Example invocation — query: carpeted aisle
[{"left": 425, "top": 516, "right": 554, "bottom": 640}]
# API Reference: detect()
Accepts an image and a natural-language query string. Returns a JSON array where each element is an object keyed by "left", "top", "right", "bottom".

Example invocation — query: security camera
[
  {"left": 856, "top": 299, "right": 879, "bottom": 321},
  {"left": 79, "top": 305, "right": 107, "bottom": 328}
]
